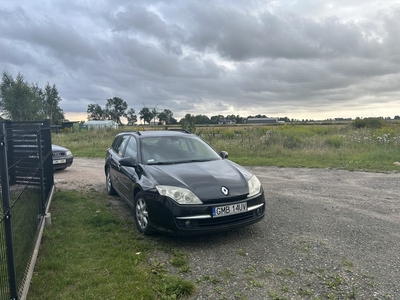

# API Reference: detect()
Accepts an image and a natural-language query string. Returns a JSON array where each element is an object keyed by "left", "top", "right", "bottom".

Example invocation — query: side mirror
[
  {"left": 219, "top": 151, "right": 228, "bottom": 159},
  {"left": 119, "top": 157, "right": 137, "bottom": 167}
]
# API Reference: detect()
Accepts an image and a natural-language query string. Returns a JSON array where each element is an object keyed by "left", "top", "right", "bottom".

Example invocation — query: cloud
[{"left": 0, "top": 0, "right": 400, "bottom": 121}]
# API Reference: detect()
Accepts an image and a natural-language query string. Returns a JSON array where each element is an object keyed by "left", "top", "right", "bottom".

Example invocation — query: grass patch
[
  {"left": 28, "top": 190, "right": 195, "bottom": 299},
  {"left": 52, "top": 122, "right": 400, "bottom": 172}
]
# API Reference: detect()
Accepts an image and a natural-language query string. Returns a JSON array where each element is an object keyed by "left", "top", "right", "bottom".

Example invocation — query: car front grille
[
  {"left": 175, "top": 208, "right": 263, "bottom": 230},
  {"left": 197, "top": 211, "right": 255, "bottom": 227}
]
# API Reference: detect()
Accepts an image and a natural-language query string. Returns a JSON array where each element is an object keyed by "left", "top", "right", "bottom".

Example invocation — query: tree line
[
  {"left": 87, "top": 100, "right": 177, "bottom": 126},
  {"left": 0, "top": 71, "right": 64, "bottom": 124},
  {"left": 3, "top": 70, "right": 398, "bottom": 127}
]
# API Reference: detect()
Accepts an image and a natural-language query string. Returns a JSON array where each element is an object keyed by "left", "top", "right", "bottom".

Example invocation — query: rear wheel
[
  {"left": 134, "top": 192, "right": 154, "bottom": 235},
  {"left": 106, "top": 169, "right": 116, "bottom": 195}
]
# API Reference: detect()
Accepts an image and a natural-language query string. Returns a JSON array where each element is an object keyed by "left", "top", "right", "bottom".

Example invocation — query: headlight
[
  {"left": 66, "top": 150, "right": 72, "bottom": 156},
  {"left": 248, "top": 175, "right": 261, "bottom": 197},
  {"left": 156, "top": 185, "right": 203, "bottom": 204}
]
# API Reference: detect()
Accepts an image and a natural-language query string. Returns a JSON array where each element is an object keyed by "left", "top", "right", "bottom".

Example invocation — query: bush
[{"left": 352, "top": 118, "right": 384, "bottom": 129}]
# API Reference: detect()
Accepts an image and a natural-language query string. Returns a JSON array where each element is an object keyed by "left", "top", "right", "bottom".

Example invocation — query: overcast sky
[{"left": 1, "top": 0, "right": 400, "bottom": 122}]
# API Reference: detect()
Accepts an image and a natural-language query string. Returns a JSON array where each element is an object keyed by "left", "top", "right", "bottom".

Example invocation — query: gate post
[{"left": 0, "top": 122, "right": 19, "bottom": 299}]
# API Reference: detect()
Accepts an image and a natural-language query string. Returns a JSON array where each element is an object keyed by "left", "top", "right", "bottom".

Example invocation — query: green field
[{"left": 52, "top": 121, "right": 400, "bottom": 172}]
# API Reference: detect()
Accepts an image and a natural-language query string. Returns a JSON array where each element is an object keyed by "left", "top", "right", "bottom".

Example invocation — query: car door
[
  {"left": 117, "top": 136, "right": 139, "bottom": 204},
  {"left": 109, "top": 135, "right": 130, "bottom": 193}
]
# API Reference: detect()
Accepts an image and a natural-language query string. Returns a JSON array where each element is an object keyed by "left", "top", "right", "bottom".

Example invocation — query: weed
[
  {"left": 151, "top": 261, "right": 167, "bottom": 276},
  {"left": 197, "top": 275, "right": 220, "bottom": 284},
  {"left": 180, "top": 265, "right": 191, "bottom": 273},
  {"left": 348, "top": 286, "right": 358, "bottom": 299},
  {"left": 214, "top": 286, "right": 223, "bottom": 294},
  {"left": 233, "top": 291, "right": 244, "bottom": 299},
  {"left": 327, "top": 293, "right": 337, "bottom": 300},
  {"left": 155, "top": 276, "right": 196, "bottom": 299},
  {"left": 268, "top": 290, "right": 287, "bottom": 300},
  {"left": 325, "top": 275, "right": 344, "bottom": 289},
  {"left": 277, "top": 268, "right": 296, "bottom": 277},
  {"left": 244, "top": 264, "right": 256, "bottom": 275},
  {"left": 298, "top": 287, "right": 313, "bottom": 296},
  {"left": 219, "top": 269, "right": 234, "bottom": 279},
  {"left": 170, "top": 256, "right": 188, "bottom": 268},
  {"left": 248, "top": 279, "right": 264, "bottom": 288},
  {"left": 281, "top": 286, "right": 289, "bottom": 292}
]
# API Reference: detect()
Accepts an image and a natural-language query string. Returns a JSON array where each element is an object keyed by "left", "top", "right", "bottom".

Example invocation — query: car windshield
[{"left": 140, "top": 135, "right": 221, "bottom": 165}]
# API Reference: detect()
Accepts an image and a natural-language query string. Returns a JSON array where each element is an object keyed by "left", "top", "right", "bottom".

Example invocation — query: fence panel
[{"left": 0, "top": 120, "right": 53, "bottom": 300}]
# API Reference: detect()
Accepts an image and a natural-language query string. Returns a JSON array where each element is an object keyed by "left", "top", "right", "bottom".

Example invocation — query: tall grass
[{"left": 52, "top": 122, "right": 400, "bottom": 172}]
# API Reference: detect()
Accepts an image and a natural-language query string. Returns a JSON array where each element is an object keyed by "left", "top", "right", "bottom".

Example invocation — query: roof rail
[
  {"left": 167, "top": 129, "right": 191, "bottom": 134},
  {"left": 123, "top": 130, "right": 141, "bottom": 135}
]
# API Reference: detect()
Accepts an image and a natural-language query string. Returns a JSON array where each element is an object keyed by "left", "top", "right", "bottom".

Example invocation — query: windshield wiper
[
  {"left": 147, "top": 161, "right": 174, "bottom": 165},
  {"left": 186, "top": 159, "right": 214, "bottom": 163}
]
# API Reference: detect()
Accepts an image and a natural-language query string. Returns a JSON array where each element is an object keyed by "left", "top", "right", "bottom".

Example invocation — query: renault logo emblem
[{"left": 221, "top": 186, "right": 229, "bottom": 196}]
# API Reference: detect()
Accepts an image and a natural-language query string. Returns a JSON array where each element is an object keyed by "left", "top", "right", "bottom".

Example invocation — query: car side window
[
  {"left": 124, "top": 137, "right": 137, "bottom": 159},
  {"left": 111, "top": 136, "right": 122, "bottom": 152},
  {"left": 118, "top": 136, "right": 130, "bottom": 156},
  {"left": 112, "top": 135, "right": 130, "bottom": 156}
]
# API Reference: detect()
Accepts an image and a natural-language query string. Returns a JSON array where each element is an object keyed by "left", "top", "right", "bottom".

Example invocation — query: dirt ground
[{"left": 54, "top": 157, "right": 400, "bottom": 299}]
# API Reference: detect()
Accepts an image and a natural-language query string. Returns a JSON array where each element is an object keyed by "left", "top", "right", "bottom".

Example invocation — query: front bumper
[
  {"left": 144, "top": 190, "right": 265, "bottom": 236},
  {"left": 53, "top": 157, "right": 74, "bottom": 170}
]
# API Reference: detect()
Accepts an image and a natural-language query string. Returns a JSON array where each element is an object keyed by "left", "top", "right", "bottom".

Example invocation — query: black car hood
[{"left": 145, "top": 160, "right": 252, "bottom": 201}]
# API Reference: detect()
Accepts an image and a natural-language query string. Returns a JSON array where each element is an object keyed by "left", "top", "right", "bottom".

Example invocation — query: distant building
[
  {"left": 218, "top": 119, "right": 236, "bottom": 125},
  {"left": 246, "top": 117, "right": 278, "bottom": 124},
  {"left": 83, "top": 120, "right": 118, "bottom": 130}
]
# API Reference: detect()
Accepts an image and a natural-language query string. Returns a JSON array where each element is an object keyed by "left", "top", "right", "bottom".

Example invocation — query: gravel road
[{"left": 54, "top": 158, "right": 400, "bottom": 299}]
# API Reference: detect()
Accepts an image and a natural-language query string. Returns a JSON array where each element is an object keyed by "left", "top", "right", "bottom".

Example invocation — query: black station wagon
[{"left": 105, "top": 130, "right": 265, "bottom": 235}]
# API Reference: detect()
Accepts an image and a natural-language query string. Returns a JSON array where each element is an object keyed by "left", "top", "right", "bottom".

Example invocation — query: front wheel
[
  {"left": 134, "top": 192, "right": 154, "bottom": 235},
  {"left": 106, "top": 169, "right": 117, "bottom": 195}
]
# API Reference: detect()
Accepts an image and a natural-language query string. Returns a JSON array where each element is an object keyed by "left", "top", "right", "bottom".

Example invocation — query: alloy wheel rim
[
  {"left": 136, "top": 198, "right": 148, "bottom": 229},
  {"left": 106, "top": 173, "right": 111, "bottom": 191}
]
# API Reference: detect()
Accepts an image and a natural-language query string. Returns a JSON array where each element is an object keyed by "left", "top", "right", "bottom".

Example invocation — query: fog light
[
  {"left": 256, "top": 207, "right": 263, "bottom": 216},
  {"left": 185, "top": 220, "right": 192, "bottom": 228}
]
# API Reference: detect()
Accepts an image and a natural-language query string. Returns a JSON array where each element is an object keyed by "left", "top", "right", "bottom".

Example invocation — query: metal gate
[{"left": 0, "top": 120, "right": 54, "bottom": 300}]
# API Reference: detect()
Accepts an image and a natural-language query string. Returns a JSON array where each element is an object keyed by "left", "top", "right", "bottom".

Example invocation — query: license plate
[
  {"left": 53, "top": 159, "right": 66, "bottom": 164},
  {"left": 212, "top": 202, "right": 247, "bottom": 218}
]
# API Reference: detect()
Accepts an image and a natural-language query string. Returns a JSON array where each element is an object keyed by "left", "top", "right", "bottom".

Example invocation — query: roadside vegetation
[
  {"left": 52, "top": 120, "right": 400, "bottom": 172},
  {"left": 28, "top": 190, "right": 195, "bottom": 299}
]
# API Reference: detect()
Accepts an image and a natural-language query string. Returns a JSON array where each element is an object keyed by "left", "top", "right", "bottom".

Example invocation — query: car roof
[{"left": 117, "top": 130, "right": 194, "bottom": 138}]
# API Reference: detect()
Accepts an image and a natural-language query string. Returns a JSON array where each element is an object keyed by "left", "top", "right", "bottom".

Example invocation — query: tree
[
  {"left": 42, "top": 83, "right": 65, "bottom": 125},
  {"left": 87, "top": 103, "right": 105, "bottom": 120},
  {"left": 195, "top": 114, "right": 210, "bottom": 124},
  {"left": 126, "top": 108, "right": 137, "bottom": 125},
  {"left": 139, "top": 107, "right": 153, "bottom": 124},
  {"left": 151, "top": 106, "right": 159, "bottom": 125},
  {"left": 105, "top": 97, "right": 127, "bottom": 125},
  {"left": 210, "top": 115, "right": 224, "bottom": 124},
  {"left": 158, "top": 109, "right": 174, "bottom": 124},
  {"left": 0, "top": 71, "right": 43, "bottom": 121},
  {"left": 181, "top": 113, "right": 196, "bottom": 133}
]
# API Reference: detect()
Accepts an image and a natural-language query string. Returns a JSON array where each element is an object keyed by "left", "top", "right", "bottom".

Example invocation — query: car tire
[
  {"left": 134, "top": 192, "right": 154, "bottom": 235},
  {"left": 106, "top": 169, "right": 117, "bottom": 195}
]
